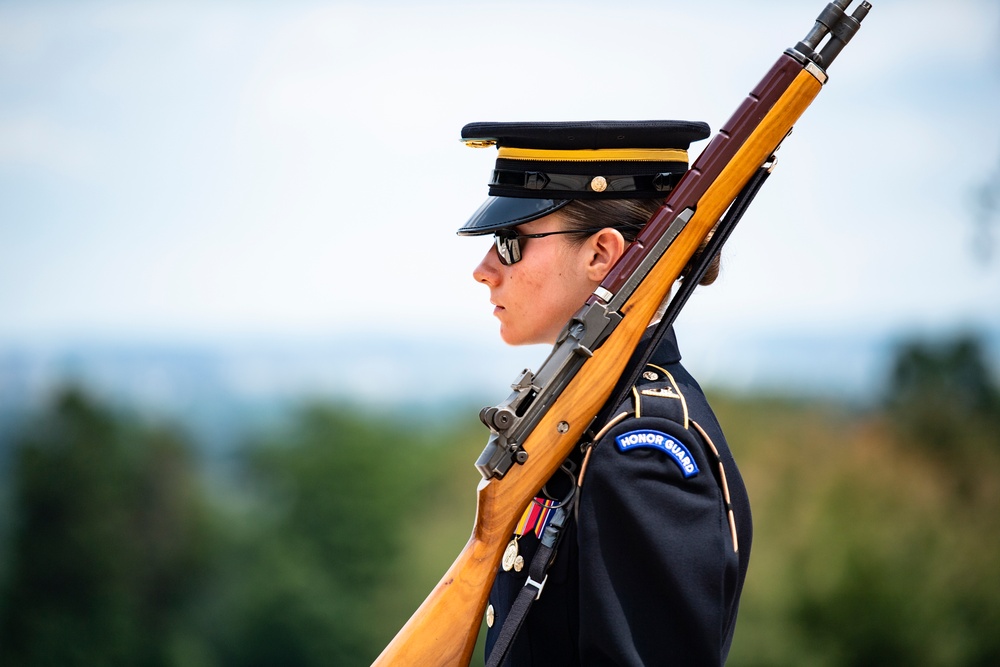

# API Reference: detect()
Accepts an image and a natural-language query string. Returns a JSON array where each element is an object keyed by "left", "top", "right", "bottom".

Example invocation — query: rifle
[{"left": 374, "top": 2, "right": 871, "bottom": 664}]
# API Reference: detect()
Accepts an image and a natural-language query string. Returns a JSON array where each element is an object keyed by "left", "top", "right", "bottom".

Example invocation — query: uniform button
[{"left": 486, "top": 604, "right": 495, "bottom": 627}]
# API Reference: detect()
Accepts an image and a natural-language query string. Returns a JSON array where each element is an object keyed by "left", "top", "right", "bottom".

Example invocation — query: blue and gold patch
[{"left": 615, "top": 429, "right": 699, "bottom": 478}]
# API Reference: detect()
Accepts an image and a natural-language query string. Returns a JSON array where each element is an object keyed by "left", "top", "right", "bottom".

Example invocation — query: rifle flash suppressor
[{"left": 793, "top": 0, "right": 872, "bottom": 71}]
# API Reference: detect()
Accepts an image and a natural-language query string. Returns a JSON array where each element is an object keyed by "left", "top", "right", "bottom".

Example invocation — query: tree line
[{"left": 0, "top": 333, "right": 998, "bottom": 666}]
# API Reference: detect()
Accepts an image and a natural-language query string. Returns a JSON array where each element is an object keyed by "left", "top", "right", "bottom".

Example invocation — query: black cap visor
[{"left": 456, "top": 196, "right": 571, "bottom": 236}]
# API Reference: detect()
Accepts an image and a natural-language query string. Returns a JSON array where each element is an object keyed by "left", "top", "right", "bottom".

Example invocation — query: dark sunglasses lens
[{"left": 494, "top": 233, "right": 521, "bottom": 265}]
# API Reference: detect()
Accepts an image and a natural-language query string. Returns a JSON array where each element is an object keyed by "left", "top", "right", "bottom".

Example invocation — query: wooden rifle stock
[{"left": 374, "top": 3, "right": 869, "bottom": 664}]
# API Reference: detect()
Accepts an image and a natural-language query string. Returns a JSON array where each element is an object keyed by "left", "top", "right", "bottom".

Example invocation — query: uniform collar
[{"left": 641, "top": 325, "right": 682, "bottom": 366}]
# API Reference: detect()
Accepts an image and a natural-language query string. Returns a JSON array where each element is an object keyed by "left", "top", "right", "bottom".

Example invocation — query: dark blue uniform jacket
[{"left": 485, "top": 328, "right": 752, "bottom": 666}]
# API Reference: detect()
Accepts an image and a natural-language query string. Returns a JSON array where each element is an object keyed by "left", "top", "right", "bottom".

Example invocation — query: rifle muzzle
[{"left": 794, "top": 0, "right": 872, "bottom": 70}]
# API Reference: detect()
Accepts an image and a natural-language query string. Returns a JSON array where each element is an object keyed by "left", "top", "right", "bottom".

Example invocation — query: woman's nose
[{"left": 473, "top": 245, "right": 501, "bottom": 286}]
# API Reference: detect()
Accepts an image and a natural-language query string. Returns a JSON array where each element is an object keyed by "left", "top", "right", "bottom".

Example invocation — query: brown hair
[{"left": 557, "top": 198, "right": 721, "bottom": 286}]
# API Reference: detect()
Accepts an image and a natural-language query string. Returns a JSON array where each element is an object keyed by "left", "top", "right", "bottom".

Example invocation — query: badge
[
  {"left": 641, "top": 386, "right": 681, "bottom": 399},
  {"left": 615, "top": 429, "right": 700, "bottom": 478},
  {"left": 513, "top": 555, "right": 524, "bottom": 572}
]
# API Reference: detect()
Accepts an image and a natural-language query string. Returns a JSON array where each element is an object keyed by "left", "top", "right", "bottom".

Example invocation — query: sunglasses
[{"left": 493, "top": 227, "right": 609, "bottom": 265}]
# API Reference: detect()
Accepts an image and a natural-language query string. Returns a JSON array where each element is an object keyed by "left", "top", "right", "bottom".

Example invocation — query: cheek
[
  {"left": 517, "top": 270, "right": 584, "bottom": 337},
  {"left": 508, "top": 264, "right": 572, "bottom": 318},
  {"left": 509, "top": 266, "right": 551, "bottom": 295}
]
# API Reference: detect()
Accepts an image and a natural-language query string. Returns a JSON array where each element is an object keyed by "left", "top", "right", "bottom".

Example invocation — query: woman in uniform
[{"left": 457, "top": 120, "right": 753, "bottom": 666}]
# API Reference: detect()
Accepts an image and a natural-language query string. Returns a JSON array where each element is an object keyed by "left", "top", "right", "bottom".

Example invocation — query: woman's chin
[
  {"left": 499, "top": 329, "right": 522, "bottom": 346},
  {"left": 499, "top": 325, "right": 530, "bottom": 346},
  {"left": 500, "top": 328, "right": 554, "bottom": 347}
]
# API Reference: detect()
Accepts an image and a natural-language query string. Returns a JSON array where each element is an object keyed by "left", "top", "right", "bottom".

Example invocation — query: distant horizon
[{"left": 3, "top": 323, "right": 997, "bottom": 404}]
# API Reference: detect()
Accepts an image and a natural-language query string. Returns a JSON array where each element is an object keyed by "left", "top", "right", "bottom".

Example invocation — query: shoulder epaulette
[{"left": 631, "top": 363, "right": 690, "bottom": 429}]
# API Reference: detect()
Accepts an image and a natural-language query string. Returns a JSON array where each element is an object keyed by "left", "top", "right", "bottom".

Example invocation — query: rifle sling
[{"left": 484, "top": 164, "right": 771, "bottom": 666}]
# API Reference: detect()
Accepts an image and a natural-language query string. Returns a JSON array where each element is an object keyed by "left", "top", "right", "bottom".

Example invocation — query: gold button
[
  {"left": 590, "top": 176, "right": 608, "bottom": 192},
  {"left": 486, "top": 604, "right": 495, "bottom": 627}
]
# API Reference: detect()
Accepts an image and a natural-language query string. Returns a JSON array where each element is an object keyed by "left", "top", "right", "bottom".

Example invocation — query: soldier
[{"left": 458, "top": 121, "right": 752, "bottom": 666}]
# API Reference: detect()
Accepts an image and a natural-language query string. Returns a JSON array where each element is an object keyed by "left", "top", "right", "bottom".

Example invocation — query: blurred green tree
[
  {"left": 740, "top": 333, "right": 1000, "bottom": 667},
  {"left": 199, "top": 404, "right": 449, "bottom": 667},
  {"left": 720, "top": 330, "right": 1000, "bottom": 666},
  {"left": 884, "top": 332, "right": 1000, "bottom": 457},
  {"left": 0, "top": 387, "right": 214, "bottom": 667}
]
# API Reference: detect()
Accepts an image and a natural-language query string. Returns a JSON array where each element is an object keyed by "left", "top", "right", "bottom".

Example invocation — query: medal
[
  {"left": 501, "top": 497, "right": 561, "bottom": 574},
  {"left": 513, "top": 555, "right": 524, "bottom": 572},
  {"left": 501, "top": 539, "right": 519, "bottom": 571}
]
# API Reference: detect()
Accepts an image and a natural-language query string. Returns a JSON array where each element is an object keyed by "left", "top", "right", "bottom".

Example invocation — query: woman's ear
[{"left": 584, "top": 228, "right": 627, "bottom": 282}]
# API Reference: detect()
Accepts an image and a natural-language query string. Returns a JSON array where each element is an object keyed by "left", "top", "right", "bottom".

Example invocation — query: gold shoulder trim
[{"left": 646, "top": 363, "right": 689, "bottom": 430}]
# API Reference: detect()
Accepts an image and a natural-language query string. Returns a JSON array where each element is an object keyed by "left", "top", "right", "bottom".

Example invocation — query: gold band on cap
[{"left": 497, "top": 147, "right": 688, "bottom": 162}]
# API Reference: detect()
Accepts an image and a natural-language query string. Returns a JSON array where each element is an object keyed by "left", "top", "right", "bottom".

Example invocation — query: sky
[{"left": 1, "top": 0, "right": 999, "bottom": 392}]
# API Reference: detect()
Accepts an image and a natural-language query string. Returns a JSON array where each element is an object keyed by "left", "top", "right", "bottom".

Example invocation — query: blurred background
[{"left": 1, "top": 0, "right": 998, "bottom": 665}]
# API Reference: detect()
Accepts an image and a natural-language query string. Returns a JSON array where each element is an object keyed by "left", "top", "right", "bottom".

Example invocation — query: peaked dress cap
[{"left": 457, "top": 120, "right": 711, "bottom": 235}]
